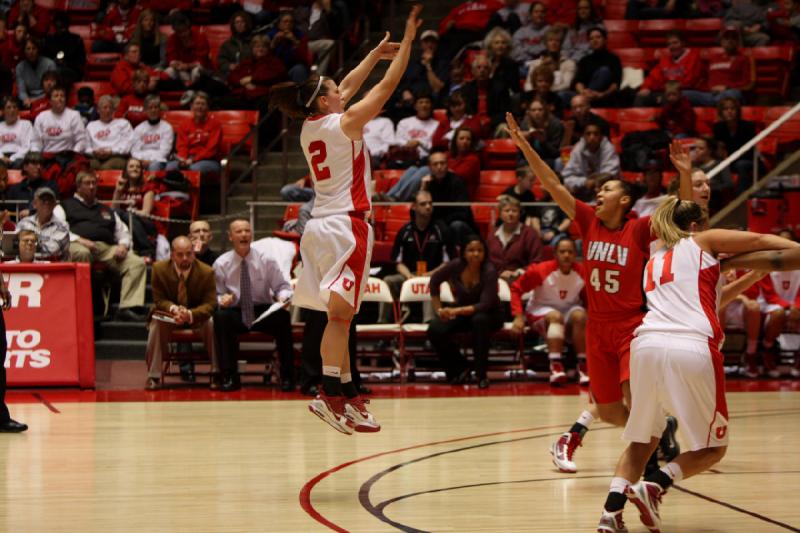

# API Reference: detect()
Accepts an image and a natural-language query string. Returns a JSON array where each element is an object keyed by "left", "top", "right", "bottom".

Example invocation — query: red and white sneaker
[
  {"left": 308, "top": 393, "right": 354, "bottom": 435},
  {"left": 741, "top": 354, "right": 760, "bottom": 379},
  {"left": 597, "top": 510, "right": 628, "bottom": 532},
  {"left": 550, "top": 431, "right": 581, "bottom": 473},
  {"left": 549, "top": 361, "right": 568, "bottom": 386},
  {"left": 625, "top": 481, "right": 663, "bottom": 532},
  {"left": 763, "top": 349, "right": 781, "bottom": 378},
  {"left": 577, "top": 360, "right": 590, "bottom": 386},
  {"left": 344, "top": 396, "right": 381, "bottom": 433}
]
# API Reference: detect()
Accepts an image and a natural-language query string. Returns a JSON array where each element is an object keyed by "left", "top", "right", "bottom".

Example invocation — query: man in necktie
[
  {"left": 213, "top": 219, "right": 294, "bottom": 392},
  {"left": 144, "top": 236, "right": 218, "bottom": 390}
]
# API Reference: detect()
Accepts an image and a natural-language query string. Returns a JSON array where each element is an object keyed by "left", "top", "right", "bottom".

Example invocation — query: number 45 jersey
[
  {"left": 636, "top": 237, "right": 725, "bottom": 344},
  {"left": 301, "top": 113, "right": 372, "bottom": 218},
  {"left": 573, "top": 200, "right": 653, "bottom": 321}
]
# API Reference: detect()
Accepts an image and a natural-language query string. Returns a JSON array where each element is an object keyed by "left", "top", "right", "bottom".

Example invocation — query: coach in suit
[
  {"left": 145, "top": 236, "right": 218, "bottom": 390},
  {"left": 213, "top": 219, "right": 295, "bottom": 393}
]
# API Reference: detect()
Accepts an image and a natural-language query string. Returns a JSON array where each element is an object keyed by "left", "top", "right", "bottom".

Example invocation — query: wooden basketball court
[{"left": 1, "top": 388, "right": 798, "bottom": 532}]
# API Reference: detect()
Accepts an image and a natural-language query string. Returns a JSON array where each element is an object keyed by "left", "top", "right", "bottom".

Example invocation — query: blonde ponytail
[{"left": 650, "top": 197, "right": 706, "bottom": 248}]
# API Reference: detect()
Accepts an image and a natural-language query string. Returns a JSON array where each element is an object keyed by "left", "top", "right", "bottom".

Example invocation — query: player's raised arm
[
  {"left": 722, "top": 248, "right": 800, "bottom": 272},
  {"left": 694, "top": 228, "right": 800, "bottom": 256},
  {"left": 505, "top": 112, "right": 576, "bottom": 219},
  {"left": 341, "top": 4, "right": 422, "bottom": 138},
  {"left": 669, "top": 140, "right": 693, "bottom": 202},
  {"left": 339, "top": 33, "right": 401, "bottom": 105}
]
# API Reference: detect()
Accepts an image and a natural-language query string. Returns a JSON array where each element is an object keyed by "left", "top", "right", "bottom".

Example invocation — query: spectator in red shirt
[
  {"left": 437, "top": 0, "right": 504, "bottom": 66},
  {"left": 635, "top": 31, "right": 707, "bottom": 106},
  {"left": 92, "top": 0, "right": 143, "bottom": 53},
  {"left": 166, "top": 92, "right": 221, "bottom": 179},
  {"left": 657, "top": 81, "right": 696, "bottom": 138},
  {"left": 111, "top": 43, "right": 166, "bottom": 97},
  {"left": 227, "top": 35, "right": 288, "bottom": 104},
  {"left": 115, "top": 69, "right": 154, "bottom": 128},
  {"left": 432, "top": 91, "right": 485, "bottom": 149},
  {"left": 2, "top": 22, "right": 28, "bottom": 69},
  {"left": 165, "top": 13, "right": 211, "bottom": 88},
  {"left": 448, "top": 126, "right": 482, "bottom": 199},
  {"left": 7, "top": 0, "right": 50, "bottom": 39},
  {"left": 702, "top": 27, "right": 755, "bottom": 105}
]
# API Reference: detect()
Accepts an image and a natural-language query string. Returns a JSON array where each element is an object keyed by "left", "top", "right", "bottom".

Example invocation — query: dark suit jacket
[{"left": 151, "top": 259, "right": 217, "bottom": 323}]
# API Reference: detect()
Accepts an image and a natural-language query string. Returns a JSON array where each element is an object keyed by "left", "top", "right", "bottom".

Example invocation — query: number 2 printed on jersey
[{"left": 309, "top": 140, "right": 331, "bottom": 181}]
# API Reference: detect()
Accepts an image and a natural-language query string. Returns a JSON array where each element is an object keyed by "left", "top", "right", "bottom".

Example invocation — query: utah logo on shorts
[
  {"left": 342, "top": 278, "right": 354, "bottom": 291},
  {"left": 709, "top": 411, "right": 729, "bottom": 444}
]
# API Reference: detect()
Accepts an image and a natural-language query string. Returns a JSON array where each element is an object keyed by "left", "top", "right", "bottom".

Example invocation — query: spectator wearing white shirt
[
  {"left": 0, "top": 97, "right": 37, "bottom": 169},
  {"left": 32, "top": 86, "right": 88, "bottom": 172},
  {"left": 363, "top": 115, "right": 395, "bottom": 168},
  {"left": 393, "top": 93, "right": 438, "bottom": 163},
  {"left": 130, "top": 95, "right": 173, "bottom": 171},
  {"left": 86, "top": 95, "right": 134, "bottom": 170},
  {"left": 56, "top": 171, "right": 148, "bottom": 321}
]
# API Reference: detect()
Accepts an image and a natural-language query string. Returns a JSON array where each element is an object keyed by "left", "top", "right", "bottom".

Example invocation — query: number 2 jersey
[
  {"left": 573, "top": 200, "right": 653, "bottom": 321},
  {"left": 300, "top": 113, "right": 372, "bottom": 218},
  {"left": 635, "top": 237, "right": 724, "bottom": 345}
]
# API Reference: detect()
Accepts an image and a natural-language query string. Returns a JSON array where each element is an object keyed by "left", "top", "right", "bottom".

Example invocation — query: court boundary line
[
  {"left": 31, "top": 393, "right": 60, "bottom": 413},
  {"left": 300, "top": 408, "right": 800, "bottom": 531}
]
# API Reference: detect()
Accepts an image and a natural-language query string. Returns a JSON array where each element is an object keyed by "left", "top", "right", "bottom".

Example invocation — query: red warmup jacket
[
  {"left": 448, "top": 151, "right": 482, "bottom": 198},
  {"left": 707, "top": 50, "right": 754, "bottom": 90},
  {"left": 94, "top": 4, "right": 143, "bottom": 43},
  {"left": 439, "top": 1, "right": 504, "bottom": 34},
  {"left": 228, "top": 55, "right": 288, "bottom": 100},
  {"left": 1, "top": 38, "right": 24, "bottom": 68},
  {"left": 166, "top": 30, "right": 211, "bottom": 69},
  {"left": 115, "top": 93, "right": 149, "bottom": 127},
  {"left": 7, "top": 5, "right": 50, "bottom": 38},
  {"left": 657, "top": 97, "right": 696, "bottom": 137},
  {"left": 642, "top": 48, "right": 706, "bottom": 92},
  {"left": 176, "top": 116, "right": 222, "bottom": 161},
  {"left": 110, "top": 60, "right": 164, "bottom": 97}
]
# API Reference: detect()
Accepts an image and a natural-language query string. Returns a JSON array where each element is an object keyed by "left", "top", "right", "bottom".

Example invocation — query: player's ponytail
[
  {"left": 651, "top": 196, "right": 706, "bottom": 248},
  {"left": 269, "top": 75, "right": 331, "bottom": 119}
]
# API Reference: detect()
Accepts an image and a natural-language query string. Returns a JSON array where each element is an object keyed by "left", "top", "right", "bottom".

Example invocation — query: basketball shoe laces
[{"left": 348, "top": 396, "right": 370, "bottom": 413}]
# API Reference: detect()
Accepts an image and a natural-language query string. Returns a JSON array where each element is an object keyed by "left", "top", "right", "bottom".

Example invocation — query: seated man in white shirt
[
  {"left": 392, "top": 92, "right": 438, "bottom": 164},
  {"left": 32, "top": 85, "right": 88, "bottom": 172},
  {"left": 0, "top": 96, "right": 36, "bottom": 169},
  {"left": 86, "top": 95, "right": 134, "bottom": 171},
  {"left": 55, "top": 171, "right": 147, "bottom": 321},
  {"left": 212, "top": 219, "right": 294, "bottom": 392},
  {"left": 16, "top": 186, "right": 70, "bottom": 260},
  {"left": 130, "top": 95, "right": 174, "bottom": 171}
]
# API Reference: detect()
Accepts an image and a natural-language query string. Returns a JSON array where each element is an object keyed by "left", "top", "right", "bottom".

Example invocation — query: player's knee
[
  {"left": 743, "top": 300, "right": 760, "bottom": 314},
  {"left": 570, "top": 309, "right": 587, "bottom": 325},
  {"left": 546, "top": 321, "right": 565, "bottom": 340},
  {"left": 546, "top": 310, "right": 565, "bottom": 324}
]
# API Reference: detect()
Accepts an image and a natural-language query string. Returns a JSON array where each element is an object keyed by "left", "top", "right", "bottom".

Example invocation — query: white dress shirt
[{"left": 213, "top": 246, "right": 293, "bottom": 306}]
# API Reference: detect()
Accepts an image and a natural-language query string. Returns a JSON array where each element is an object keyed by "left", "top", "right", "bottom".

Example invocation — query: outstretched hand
[
  {"left": 505, "top": 112, "right": 530, "bottom": 150},
  {"left": 669, "top": 140, "right": 692, "bottom": 175},
  {"left": 375, "top": 32, "right": 401, "bottom": 60},
  {"left": 404, "top": 4, "right": 423, "bottom": 39}
]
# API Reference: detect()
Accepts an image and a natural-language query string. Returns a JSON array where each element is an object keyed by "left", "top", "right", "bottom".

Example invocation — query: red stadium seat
[
  {"left": 202, "top": 25, "right": 232, "bottom": 70},
  {"left": 213, "top": 110, "right": 258, "bottom": 157},
  {"left": 280, "top": 203, "right": 302, "bottom": 227},
  {"left": 619, "top": 121, "right": 659, "bottom": 136},
  {"left": 604, "top": 20, "right": 639, "bottom": 34},
  {"left": 603, "top": 0, "right": 628, "bottom": 19},
  {"left": 748, "top": 46, "right": 795, "bottom": 98},
  {"left": 618, "top": 108, "right": 659, "bottom": 124},
  {"left": 481, "top": 139, "right": 519, "bottom": 169},
  {"left": 34, "top": 0, "right": 67, "bottom": 8},
  {"left": 613, "top": 48, "right": 657, "bottom": 70},
  {"left": 606, "top": 31, "right": 637, "bottom": 49},
  {"left": 759, "top": 107, "right": 800, "bottom": 155},
  {"left": 685, "top": 18, "right": 723, "bottom": 47},
  {"left": 471, "top": 204, "right": 497, "bottom": 239},
  {"left": 433, "top": 109, "right": 447, "bottom": 122},
  {"left": 638, "top": 20, "right": 685, "bottom": 48},
  {"left": 741, "top": 106, "right": 767, "bottom": 125},
  {"left": 475, "top": 170, "right": 516, "bottom": 202},
  {"left": 86, "top": 53, "right": 121, "bottom": 81},
  {"left": 373, "top": 169, "right": 404, "bottom": 193},
  {"left": 591, "top": 108, "right": 621, "bottom": 135},
  {"left": 95, "top": 170, "right": 121, "bottom": 200}
]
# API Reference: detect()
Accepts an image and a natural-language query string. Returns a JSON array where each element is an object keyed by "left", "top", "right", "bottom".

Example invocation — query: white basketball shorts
[
  {"left": 624, "top": 333, "right": 729, "bottom": 451},
  {"left": 526, "top": 305, "right": 586, "bottom": 335},
  {"left": 294, "top": 213, "right": 374, "bottom": 313}
]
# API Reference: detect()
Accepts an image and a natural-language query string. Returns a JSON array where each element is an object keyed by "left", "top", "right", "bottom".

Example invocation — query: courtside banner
[{"left": 3, "top": 263, "right": 95, "bottom": 388}]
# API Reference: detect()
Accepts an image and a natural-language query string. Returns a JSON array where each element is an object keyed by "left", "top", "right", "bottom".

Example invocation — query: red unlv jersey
[
  {"left": 636, "top": 237, "right": 724, "bottom": 344},
  {"left": 300, "top": 113, "right": 371, "bottom": 218},
  {"left": 573, "top": 200, "right": 652, "bottom": 320},
  {"left": 510, "top": 260, "right": 585, "bottom": 316}
]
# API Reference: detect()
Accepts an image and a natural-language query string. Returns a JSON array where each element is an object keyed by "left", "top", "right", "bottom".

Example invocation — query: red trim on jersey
[
  {"left": 350, "top": 140, "right": 370, "bottom": 213},
  {"left": 326, "top": 216, "right": 369, "bottom": 308},
  {"left": 697, "top": 250, "right": 724, "bottom": 345},
  {"left": 306, "top": 114, "right": 328, "bottom": 122},
  {"left": 705, "top": 338, "right": 729, "bottom": 447}
]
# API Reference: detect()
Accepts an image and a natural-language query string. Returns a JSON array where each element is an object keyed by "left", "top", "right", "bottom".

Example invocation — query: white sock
[
  {"left": 609, "top": 476, "right": 631, "bottom": 494},
  {"left": 340, "top": 372, "right": 352, "bottom": 383},
  {"left": 548, "top": 352, "right": 562, "bottom": 361},
  {"left": 322, "top": 365, "right": 341, "bottom": 378},
  {"left": 661, "top": 462, "right": 683, "bottom": 482},
  {"left": 746, "top": 339, "right": 758, "bottom": 354},
  {"left": 577, "top": 410, "right": 595, "bottom": 428}
]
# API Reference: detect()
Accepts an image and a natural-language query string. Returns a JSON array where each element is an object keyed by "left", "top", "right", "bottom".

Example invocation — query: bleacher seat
[
  {"left": 475, "top": 170, "right": 516, "bottom": 202},
  {"left": 69, "top": 81, "right": 115, "bottom": 106},
  {"left": 372, "top": 169, "right": 404, "bottom": 194},
  {"left": 685, "top": 18, "right": 723, "bottom": 47},
  {"left": 748, "top": 46, "right": 795, "bottom": 98},
  {"left": 613, "top": 47, "right": 657, "bottom": 70},
  {"left": 163, "top": 110, "right": 258, "bottom": 160},
  {"left": 638, "top": 19, "right": 685, "bottom": 48},
  {"left": 603, "top": 0, "right": 628, "bottom": 19},
  {"left": 86, "top": 53, "right": 121, "bottom": 81},
  {"left": 471, "top": 204, "right": 497, "bottom": 238},
  {"left": 481, "top": 139, "right": 519, "bottom": 170}
]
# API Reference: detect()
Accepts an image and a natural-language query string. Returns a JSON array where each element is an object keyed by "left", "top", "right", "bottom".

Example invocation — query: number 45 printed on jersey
[{"left": 589, "top": 268, "right": 620, "bottom": 293}]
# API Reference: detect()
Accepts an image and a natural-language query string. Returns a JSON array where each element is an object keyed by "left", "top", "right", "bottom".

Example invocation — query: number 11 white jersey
[
  {"left": 635, "top": 237, "right": 725, "bottom": 345},
  {"left": 300, "top": 113, "right": 372, "bottom": 218}
]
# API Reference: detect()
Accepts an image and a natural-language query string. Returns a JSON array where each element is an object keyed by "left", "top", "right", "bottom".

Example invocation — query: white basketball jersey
[
  {"left": 636, "top": 237, "right": 724, "bottom": 344},
  {"left": 765, "top": 271, "right": 800, "bottom": 305},
  {"left": 527, "top": 261, "right": 585, "bottom": 315},
  {"left": 300, "top": 113, "right": 372, "bottom": 218}
]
